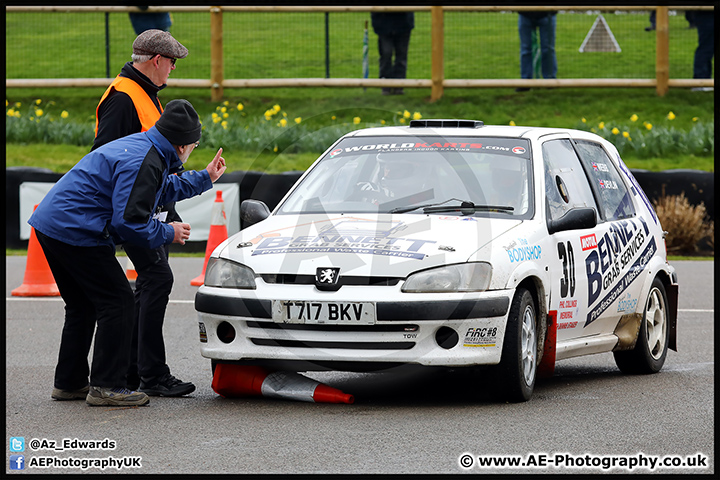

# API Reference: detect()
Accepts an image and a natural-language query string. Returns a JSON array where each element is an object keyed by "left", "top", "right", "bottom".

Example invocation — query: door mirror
[
  {"left": 241, "top": 199, "right": 270, "bottom": 228},
  {"left": 547, "top": 207, "right": 597, "bottom": 234}
]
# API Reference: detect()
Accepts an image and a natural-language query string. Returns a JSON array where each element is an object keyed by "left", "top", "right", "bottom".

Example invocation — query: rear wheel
[
  {"left": 613, "top": 277, "right": 669, "bottom": 374},
  {"left": 494, "top": 287, "right": 537, "bottom": 402}
]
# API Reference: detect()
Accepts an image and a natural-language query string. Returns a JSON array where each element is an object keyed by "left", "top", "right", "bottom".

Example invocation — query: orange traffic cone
[
  {"left": 211, "top": 364, "right": 354, "bottom": 404},
  {"left": 191, "top": 190, "right": 229, "bottom": 286},
  {"left": 12, "top": 205, "right": 61, "bottom": 297}
]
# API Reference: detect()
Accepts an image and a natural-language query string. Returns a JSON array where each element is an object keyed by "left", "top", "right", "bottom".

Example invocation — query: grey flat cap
[{"left": 132, "top": 29, "right": 188, "bottom": 59}]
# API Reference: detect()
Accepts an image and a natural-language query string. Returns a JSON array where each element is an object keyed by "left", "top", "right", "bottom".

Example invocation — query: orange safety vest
[{"left": 94, "top": 76, "right": 163, "bottom": 137}]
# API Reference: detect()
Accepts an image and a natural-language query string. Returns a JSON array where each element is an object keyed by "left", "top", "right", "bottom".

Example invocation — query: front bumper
[{"left": 195, "top": 284, "right": 513, "bottom": 370}]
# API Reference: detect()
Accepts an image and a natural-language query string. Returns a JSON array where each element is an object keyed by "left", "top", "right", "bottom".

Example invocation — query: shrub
[{"left": 653, "top": 192, "right": 713, "bottom": 254}]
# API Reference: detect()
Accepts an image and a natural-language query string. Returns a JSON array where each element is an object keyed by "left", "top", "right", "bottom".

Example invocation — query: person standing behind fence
[
  {"left": 29, "top": 100, "right": 226, "bottom": 406},
  {"left": 93, "top": 29, "right": 196, "bottom": 398},
  {"left": 517, "top": 10, "right": 557, "bottom": 92},
  {"left": 129, "top": 6, "right": 173, "bottom": 35},
  {"left": 691, "top": 10, "right": 714, "bottom": 84},
  {"left": 371, "top": 11, "right": 414, "bottom": 95}
]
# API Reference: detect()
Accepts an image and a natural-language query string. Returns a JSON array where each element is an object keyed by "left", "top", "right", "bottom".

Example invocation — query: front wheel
[
  {"left": 494, "top": 287, "right": 538, "bottom": 402},
  {"left": 613, "top": 277, "right": 669, "bottom": 374}
]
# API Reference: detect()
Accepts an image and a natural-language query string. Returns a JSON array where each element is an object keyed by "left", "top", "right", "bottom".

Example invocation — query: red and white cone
[
  {"left": 211, "top": 364, "right": 354, "bottom": 404},
  {"left": 125, "top": 257, "right": 138, "bottom": 286},
  {"left": 191, "top": 190, "right": 229, "bottom": 286}
]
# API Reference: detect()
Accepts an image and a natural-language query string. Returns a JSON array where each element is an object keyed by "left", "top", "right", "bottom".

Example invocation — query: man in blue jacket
[{"left": 29, "top": 99, "right": 226, "bottom": 406}]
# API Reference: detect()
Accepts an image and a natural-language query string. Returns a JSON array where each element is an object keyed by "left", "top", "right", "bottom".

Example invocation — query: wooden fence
[{"left": 5, "top": 5, "right": 714, "bottom": 101}]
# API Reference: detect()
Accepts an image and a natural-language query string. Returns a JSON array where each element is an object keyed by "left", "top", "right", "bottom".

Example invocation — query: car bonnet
[{"left": 223, "top": 213, "right": 523, "bottom": 278}]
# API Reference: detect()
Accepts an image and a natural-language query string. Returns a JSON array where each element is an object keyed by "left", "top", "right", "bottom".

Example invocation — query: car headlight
[
  {"left": 203, "top": 257, "right": 257, "bottom": 289},
  {"left": 402, "top": 262, "right": 492, "bottom": 293}
]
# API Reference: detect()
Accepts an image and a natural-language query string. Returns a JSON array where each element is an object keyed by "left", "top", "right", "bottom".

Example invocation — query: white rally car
[{"left": 195, "top": 119, "right": 678, "bottom": 402}]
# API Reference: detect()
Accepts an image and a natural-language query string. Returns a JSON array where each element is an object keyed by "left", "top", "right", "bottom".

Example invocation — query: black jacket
[{"left": 371, "top": 12, "right": 415, "bottom": 36}]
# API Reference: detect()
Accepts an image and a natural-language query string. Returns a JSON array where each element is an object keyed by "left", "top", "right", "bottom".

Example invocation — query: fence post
[
  {"left": 655, "top": 6, "right": 669, "bottom": 96},
  {"left": 431, "top": 6, "right": 444, "bottom": 102},
  {"left": 211, "top": 6, "right": 224, "bottom": 102}
]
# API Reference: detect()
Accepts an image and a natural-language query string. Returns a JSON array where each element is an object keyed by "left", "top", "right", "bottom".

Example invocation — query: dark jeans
[
  {"left": 378, "top": 32, "right": 411, "bottom": 79},
  {"left": 124, "top": 243, "right": 173, "bottom": 382},
  {"left": 35, "top": 231, "right": 135, "bottom": 389},
  {"left": 693, "top": 12, "right": 715, "bottom": 79}
]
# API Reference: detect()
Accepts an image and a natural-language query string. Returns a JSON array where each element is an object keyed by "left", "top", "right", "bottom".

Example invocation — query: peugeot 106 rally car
[{"left": 195, "top": 119, "right": 678, "bottom": 402}]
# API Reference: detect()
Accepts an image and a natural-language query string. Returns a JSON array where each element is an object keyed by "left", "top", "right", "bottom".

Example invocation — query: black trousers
[
  {"left": 124, "top": 243, "right": 173, "bottom": 382},
  {"left": 35, "top": 231, "right": 135, "bottom": 389},
  {"left": 378, "top": 31, "right": 412, "bottom": 80}
]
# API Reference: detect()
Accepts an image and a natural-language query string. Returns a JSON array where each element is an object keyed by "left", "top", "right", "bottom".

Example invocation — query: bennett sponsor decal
[
  {"left": 463, "top": 326, "right": 498, "bottom": 347},
  {"left": 585, "top": 217, "right": 650, "bottom": 308},
  {"left": 506, "top": 238, "right": 542, "bottom": 263},
  {"left": 252, "top": 229, "right": 436, "bottom": 260},
  {"left": 585, "top": 236, "right": 657, "bottom": 326},
  {"left": 580, "top": 234, "right": 598, "bottom": 251}
]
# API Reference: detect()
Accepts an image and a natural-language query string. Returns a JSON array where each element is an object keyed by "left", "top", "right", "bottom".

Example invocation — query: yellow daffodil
[
  {"left": 412, "top": 112, "right": 422, "bottom": 120},
  {"left": 692, "top": 117, "right": 698, "bottom": 122},
  {"left": 403, "top": 110, "right": 411, "bottom": 119},
  {"left": 509, "top": 120, "right": 516, "bottom": 126},
  {"left": 35, "top": 109, "right": 43, "bottom": 117},
  {"left": 273, "top": 104, "right": 281, "bottom": 113},
  {"left": 611, "top": 127, "right": 620, "bottom": 135},
  {"left": 273, "top": 146, "right": 278, "bottom": 152},
  {"left": 381, "top": 119, "right": 386, "bottom": 125},
  {"left": 61, "top": 111, "right": 69, "bottom": 119},
  {"left": 236, "top": 102, "right": 244, "bottom": 111},
  {"left": 331, "top": 115, "right": 336, "bottom": 121},
  {"left": 667, "top": 111, "right": 675, "bottom": 120},
  {"left": 223, "top": 112, "right": 229, "bottom": 119},
  {"left": 211, "top": 112, "right": 219, "bottom": 119},
  {"left": 221, "top": 107, "right": 227, "bottom": 114},
  {"left": 223, "top": 100, "right": 229, "bottom": 106},
  {"left": 630, "top": 114, "right": 638, "bottom": 122},
  {"left": 35, "top": 99, "right": 42, "bottom": 105},
  {"left": 213, "top": 116, "right": 221, "bottom": 123},
  {"left": 282, "top": 112, "right": 287, "bottom": 118},
  {"left": 645, "top": 123, "right": 652, "bottom": 130},
  {"left": 622, "top": 131, "right": 630, "bottom": 138},
  {"left": 294, "top": 117, "right": 302, "bottom": 124},
  {"left": 221, "top": 121, "right": 228, "bottom": 129},
  {"left": 14, "top": 111, "right": 20, "bottom": 118},
  {"left": 353, "top": 117, "right": 361, "bottom": 124},
  {"left": 7, "top": 108, "right": 16, "bottom": 116},
  {"left": 581, "top": 118, "right": 586, "bottom": 123},
  {"left": 15, "top": 102, "right": 21, "bottom": 108},
  {"left": 399, "top": 118, "right": 406, "bottom": 124},
  {"left": 279, "top": 118, "right": 288, "bottom": 127},
  {"left": 598, "top": 121, "right": 605, "bottom": 129},
  {"left": 5, "top": 100, "right": 8, "bottom": 107}
]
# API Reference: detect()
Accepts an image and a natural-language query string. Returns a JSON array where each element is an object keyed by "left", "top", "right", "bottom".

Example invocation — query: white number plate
[{"left": 272, "top": 300, "right": 376, "bottom": 325}]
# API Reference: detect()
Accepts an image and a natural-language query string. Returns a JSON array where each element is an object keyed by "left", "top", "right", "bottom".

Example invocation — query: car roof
[{"left": 344, "top": 120, "right": 603, "bottom": 143}]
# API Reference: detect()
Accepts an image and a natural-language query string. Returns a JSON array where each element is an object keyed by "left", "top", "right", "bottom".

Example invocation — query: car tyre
[
  {"left": 613, "top": 277, "right": 669, "bottom": 374},
  {"left": 494, "top": 287, "right": 537, "bottom": 402}
]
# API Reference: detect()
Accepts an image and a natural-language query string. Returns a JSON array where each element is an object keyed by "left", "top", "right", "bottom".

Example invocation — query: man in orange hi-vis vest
[{"left": 92, "top": 29, "right": 195, "bottom": 398}]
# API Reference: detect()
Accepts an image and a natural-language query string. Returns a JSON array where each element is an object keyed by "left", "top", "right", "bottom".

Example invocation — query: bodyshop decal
[{"left": 506, "top": 238, "right": 542, "bottom": 263}]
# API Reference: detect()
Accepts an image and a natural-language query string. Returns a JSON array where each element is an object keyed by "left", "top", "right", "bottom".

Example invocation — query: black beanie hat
[{"left": 155, "top": 99, "right": 202, "bottom": 146}]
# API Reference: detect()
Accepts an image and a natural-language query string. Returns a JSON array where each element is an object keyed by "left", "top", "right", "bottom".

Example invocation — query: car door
[{"left": 541, "top": 137, "right": 615, "bottom": 342}]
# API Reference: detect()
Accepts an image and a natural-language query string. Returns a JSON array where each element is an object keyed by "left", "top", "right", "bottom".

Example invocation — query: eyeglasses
[
  {"left": 160, "top": 55, "right": 176, "bottom": 66},
  {"left": 193, "top": 141, "right": 200, "bottom": 148}
]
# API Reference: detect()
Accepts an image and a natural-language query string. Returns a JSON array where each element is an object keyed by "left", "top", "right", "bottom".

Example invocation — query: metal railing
[{"left": 5, "top": 5, "right": 714, "bottom": 101}]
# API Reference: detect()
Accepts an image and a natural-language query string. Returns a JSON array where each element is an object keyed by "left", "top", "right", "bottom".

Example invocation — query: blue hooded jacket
[{"left": 29, "top": 126, "right": 212, "bottom": 249}]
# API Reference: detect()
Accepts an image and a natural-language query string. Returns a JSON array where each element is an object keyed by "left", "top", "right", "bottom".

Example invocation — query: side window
[
  {"left": 542, "top": 139, "right": 598, "bottom": 222},
  {"left": 574, "top": 141, "right": 636, "bottom": 221}
]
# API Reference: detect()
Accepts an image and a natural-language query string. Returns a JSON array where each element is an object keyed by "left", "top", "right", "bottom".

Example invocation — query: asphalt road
[{"left": 5, "top": 256, "right": 714, "bottom": 474}]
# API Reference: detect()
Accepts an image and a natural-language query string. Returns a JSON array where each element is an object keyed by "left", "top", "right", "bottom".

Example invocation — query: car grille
[
  {"left": 246, "top": 320, "right": 417, "bottom": 350},
  {"left": 260, "top": 274, "right": 401, "bottom": 286}
]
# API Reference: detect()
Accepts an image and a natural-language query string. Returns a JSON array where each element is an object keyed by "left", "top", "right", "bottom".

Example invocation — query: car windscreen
[{"left": 277, "top": 135, "right": 533, "bottom": 218}]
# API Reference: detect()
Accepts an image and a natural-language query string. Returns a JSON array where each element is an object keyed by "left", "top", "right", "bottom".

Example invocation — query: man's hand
[
  {"left": 170, "top": 222, "right": 191, "bottom": 244},
  {"left": 206, "top": 148, "right": 227, "bottom": 183}
]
